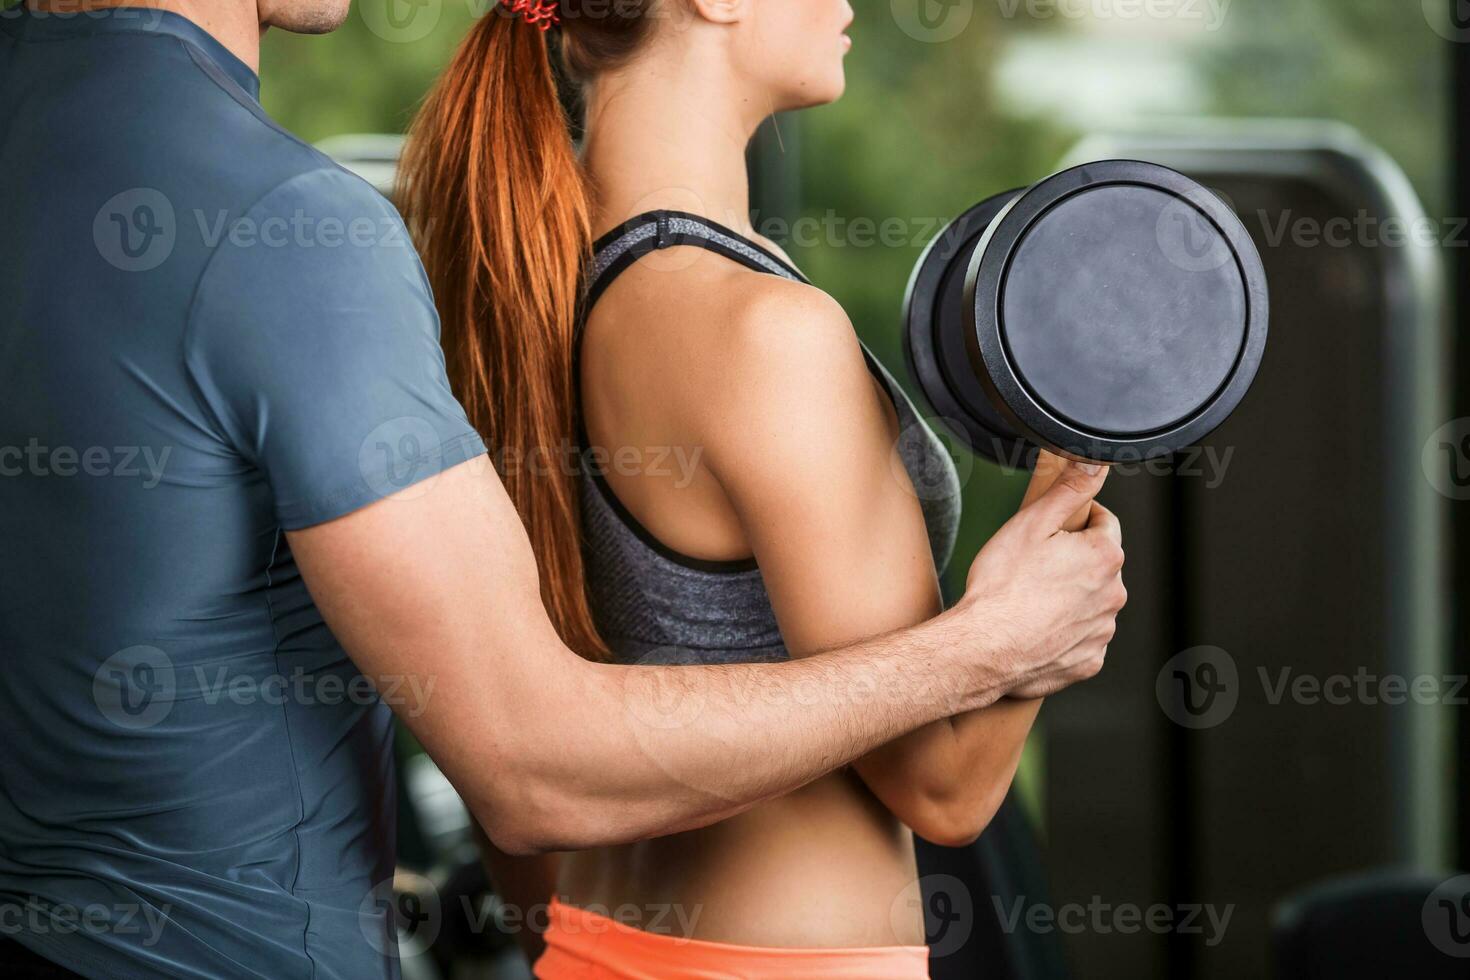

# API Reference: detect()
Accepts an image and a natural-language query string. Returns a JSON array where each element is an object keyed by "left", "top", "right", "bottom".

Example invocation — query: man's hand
[{"left": 959, "top": 462, "right": 1127, "bottom": 700}]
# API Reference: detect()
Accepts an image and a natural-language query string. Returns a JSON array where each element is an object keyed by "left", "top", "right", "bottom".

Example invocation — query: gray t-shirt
[{"left": 0, "top": 8, "right": 485, "bottom": 978}]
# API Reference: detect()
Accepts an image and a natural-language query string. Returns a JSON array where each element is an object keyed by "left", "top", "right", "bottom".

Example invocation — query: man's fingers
[{"left": 1022, "top": 461, "right": 1107, "bottom": 536}]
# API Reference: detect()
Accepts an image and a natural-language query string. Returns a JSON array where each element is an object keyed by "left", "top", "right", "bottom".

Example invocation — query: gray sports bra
[{"left": 577, "top": 211, "right": 961, "bottom": 666}]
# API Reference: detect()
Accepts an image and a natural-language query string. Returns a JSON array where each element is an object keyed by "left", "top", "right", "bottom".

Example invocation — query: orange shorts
[{"left": 533, "top": 899, "right": 931, "bottom": 979}]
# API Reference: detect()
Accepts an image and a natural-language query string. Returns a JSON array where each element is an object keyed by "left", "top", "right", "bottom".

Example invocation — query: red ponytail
[{"left": 399, "top": 12, "right": 605, "bottom": 659}]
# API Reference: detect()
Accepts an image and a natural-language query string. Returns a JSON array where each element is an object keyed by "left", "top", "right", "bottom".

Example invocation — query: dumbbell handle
[{"left": 1021, "top": 451, "right": 1094, "bottom": 533}]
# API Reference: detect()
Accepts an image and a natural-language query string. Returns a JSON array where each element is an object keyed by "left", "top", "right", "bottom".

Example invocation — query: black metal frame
[{"left": 1450, "top": 2, "right": 1469, "bottom": 875}]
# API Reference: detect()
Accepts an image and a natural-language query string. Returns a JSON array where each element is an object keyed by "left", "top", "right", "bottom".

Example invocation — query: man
[{"left": 0, "top": 1, "right": 1126, "bottom": 977}]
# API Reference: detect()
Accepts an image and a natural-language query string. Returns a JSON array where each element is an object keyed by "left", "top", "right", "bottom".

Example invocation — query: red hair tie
[{"left": 504, "top": 0, "right": 561, "bottom": 31}]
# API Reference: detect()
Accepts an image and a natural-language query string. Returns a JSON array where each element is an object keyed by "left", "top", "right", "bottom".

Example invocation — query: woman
[{"left": 400, "top": 1, "right": 1080, "bottom": 975}]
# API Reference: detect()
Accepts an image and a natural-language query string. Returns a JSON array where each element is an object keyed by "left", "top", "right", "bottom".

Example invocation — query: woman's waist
[
  {"left": 537, "top": 898, "right": 930, "bottom": 979},
  {"left": 556, "top": 773, "right": 924, "bottom": 949}
]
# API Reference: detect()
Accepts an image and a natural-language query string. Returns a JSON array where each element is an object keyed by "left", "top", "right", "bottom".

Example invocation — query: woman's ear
[{"left": 685, "top": 0, "right": 746, "bottom": 26}]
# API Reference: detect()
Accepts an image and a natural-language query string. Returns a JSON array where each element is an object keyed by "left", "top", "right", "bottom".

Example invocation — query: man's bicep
[{"left": 286, "top": 457, "right": 574, "bottom": 815}]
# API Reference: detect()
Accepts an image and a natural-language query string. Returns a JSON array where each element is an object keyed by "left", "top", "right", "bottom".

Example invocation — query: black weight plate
[
  {"left": 964, "top": 160, "right": 1268, "bottom": 463},
  {"left": 903, "top": 189, "right": 1035, "bottom": 470}
]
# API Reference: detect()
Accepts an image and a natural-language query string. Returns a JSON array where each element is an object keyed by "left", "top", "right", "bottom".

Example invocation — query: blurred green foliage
[{"left": 261, "top": 2, "right": 479, "bottom": 137}]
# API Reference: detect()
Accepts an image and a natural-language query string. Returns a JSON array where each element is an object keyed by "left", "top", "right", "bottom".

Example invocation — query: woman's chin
[
  {"left": 784, "top": 76, "right": 848, "bottom": 112},
  {"left": 826, "top": 74, "right": 849, "bottom": 104}
]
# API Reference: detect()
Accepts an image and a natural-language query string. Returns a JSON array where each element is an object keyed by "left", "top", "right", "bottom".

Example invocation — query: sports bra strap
[
  {"left": 583, "top": 210, "right": 808, "bottom": 315},
  {"left": 575, "top": 211, "right": 810, "bottom": 443}
]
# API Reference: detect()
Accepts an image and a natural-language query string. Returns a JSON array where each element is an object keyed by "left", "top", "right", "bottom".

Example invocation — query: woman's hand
[{"left": 960, "top": 464, "right": 1127, "bottom": 701}]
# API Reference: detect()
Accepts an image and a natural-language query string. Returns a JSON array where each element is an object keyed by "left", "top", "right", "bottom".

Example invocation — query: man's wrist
[{"left": 932, "top": 595, "right": 1016, "bottom": 714}]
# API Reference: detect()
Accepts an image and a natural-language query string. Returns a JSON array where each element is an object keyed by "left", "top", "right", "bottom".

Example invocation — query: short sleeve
[{"left": 185, "top": 167, "right": 486, "bottom": 529}]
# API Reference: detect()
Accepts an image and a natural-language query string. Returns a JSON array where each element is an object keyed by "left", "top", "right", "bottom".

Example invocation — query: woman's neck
[{"left": 581, "top": 43, "right": 772, "bottom": 238}]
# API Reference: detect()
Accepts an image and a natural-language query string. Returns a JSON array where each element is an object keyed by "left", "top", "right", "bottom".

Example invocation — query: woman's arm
[
  {"left": 858, "top": 455, "right": 1107, "bottom": 846},
  {"left": 691, "top": 279, "right": 1121, "bottom": 847}
]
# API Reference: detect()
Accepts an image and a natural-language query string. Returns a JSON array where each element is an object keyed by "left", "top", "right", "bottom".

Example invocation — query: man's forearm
[
  {"left": 290, "top": 458, "right": 1112, "bottom": 857},
  {"left": 482, "top": 597, "right": 1016, "bottom": 853}
]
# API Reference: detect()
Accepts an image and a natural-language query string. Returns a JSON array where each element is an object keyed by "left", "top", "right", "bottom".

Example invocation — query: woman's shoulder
[
  {"left": 586, "top": 254, "right": 882, "bottom": 452},
  {"left": 721, "top": 267, "right": 852, "bottom": 347},
  {"left": 693, "top": 268, "right": 867, "bottom": 395},
  {"left": 596, "top": 252, "right": 859, "bottom": 370},
  {"left": 668, "top": 269, "right": 887, "bottom": 456}
]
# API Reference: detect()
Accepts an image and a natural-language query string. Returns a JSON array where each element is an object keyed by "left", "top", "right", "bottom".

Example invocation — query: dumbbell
[{"left": 903, "top": 160, "right": 1268, "bottom": 527}]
